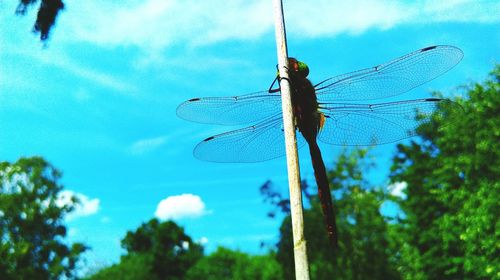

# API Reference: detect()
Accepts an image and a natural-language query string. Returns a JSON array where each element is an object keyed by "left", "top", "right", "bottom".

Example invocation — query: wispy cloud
[
  {"left": 287, "top": 0, "right": 500, "bottom": 37},
  {"left": 32, "top": 51, "right": 137, "bottom": 93},
  {"left": 129, "top": 135, "right": 169, "bottom": 155},
  {"left": 100, "top": 216, "right": 111, "bottom": 224},
  {"left": 61, "top": 0, "right": 498, "bottom": 51},
  {"left": 1, "top": 43, "right": 137, "bottom": 94},
  {"left": 155, "top": 193, "right": 209, "bottom": 220},
  {"left": 63, "top": 0, "right": 271, "bottom": 50}
]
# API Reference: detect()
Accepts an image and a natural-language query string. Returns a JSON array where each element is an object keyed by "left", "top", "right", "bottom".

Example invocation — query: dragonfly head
[{"left": 288, "top": 57, "right": 309, "bottom": 78}]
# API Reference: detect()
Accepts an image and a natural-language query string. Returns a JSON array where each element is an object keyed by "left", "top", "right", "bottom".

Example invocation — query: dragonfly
[{"left": 177, "top": 45, "right": 463, "bottom": 245}]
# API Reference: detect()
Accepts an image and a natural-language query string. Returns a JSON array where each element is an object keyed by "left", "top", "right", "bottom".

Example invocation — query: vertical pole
[{"left": 272, "top": 1, "right": 310, "bottom": 279}]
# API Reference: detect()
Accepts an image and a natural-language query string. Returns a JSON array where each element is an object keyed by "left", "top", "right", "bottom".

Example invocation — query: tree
[
  {"left": 269, "top": 149, "right": 401, "bottom": 280},
  {"left": 15, "top": 0, "right": 65, "bottom": 40},
  {"left": 88, "top": 219, "right": 283, "bottom": 280},
  {"left": 88, "top": 218, "right": 203, "bottom": 280},
  {"left": 185, "top": 247, "right": 283, "bottom": 280},
  {"left": 86, "top": 254, "right": 159, "bottom": 280},
  {"left": 0, "top": 157, "right": 87, "bottom": 280},
  {"left": 390, "top": 66, "right": 500, "bottom": 279}
]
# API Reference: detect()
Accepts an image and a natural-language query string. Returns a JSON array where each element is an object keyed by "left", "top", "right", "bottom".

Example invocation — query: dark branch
[{"left": 15, "top": 0, "right": 65, "bottom": 41}]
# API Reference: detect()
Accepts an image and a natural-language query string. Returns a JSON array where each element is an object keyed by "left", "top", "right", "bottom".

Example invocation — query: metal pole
[{"left": 272, "top": 1, "right": 310, "bottom": 279}]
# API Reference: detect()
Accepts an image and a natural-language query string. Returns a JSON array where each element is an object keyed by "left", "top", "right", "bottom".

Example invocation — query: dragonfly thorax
[{"left": 288, "top": 59, "right": 323, "bottom": 141}]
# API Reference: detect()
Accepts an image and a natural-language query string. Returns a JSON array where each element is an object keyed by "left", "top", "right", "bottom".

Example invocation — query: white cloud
[
  {"left": 129, "top": 136, "right": 169, "bottom": 155},
  {"left": 57, "top": 190, "right": 100, "bottom": 221},
  {"left": 155, "top": 193, "right": 207, "bottom": 220},
  {"left": 199, "top": 236, "right": 209, "bottom": 245},
  {"left": 60, "top": 0, "right": 499, "bottom": 51},
  {"left": 0, "top": 168, "right": 99, "bottom": 221},
  {"left": 388, "top": 181, "right": 408, "bottom": 199},
  {"left": 181, "top": 240, "right": 190, "bottom": 250}
]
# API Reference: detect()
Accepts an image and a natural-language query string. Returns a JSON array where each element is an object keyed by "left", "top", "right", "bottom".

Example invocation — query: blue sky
[{"left": 1, "top": 0, "right": 499, "bottom": 271}]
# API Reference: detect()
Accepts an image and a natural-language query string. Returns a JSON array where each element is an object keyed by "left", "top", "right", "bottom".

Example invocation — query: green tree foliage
[
  {"left": 0, "top": 157, "right": 87, "bottom": 280},
  {"left": 273, "top": 149, "right": 401, "bottom": 280},
  {"left": 185, "top": 247, "right": 283, "bottom": 280},
  {"left": 390, "top": 66, "right": 500, "bottom": 280},
  {"left": 86, "top": 254, "right": 159, "bottom": 280},
  {"left": 88, "top": 218, "right": 203, "bottom": 280},
  {"left": 88, "top": 220, "right": 283, "bottom": 280},
  {"left": 15, "top": 0, "right": 64, "bottom": 40}
]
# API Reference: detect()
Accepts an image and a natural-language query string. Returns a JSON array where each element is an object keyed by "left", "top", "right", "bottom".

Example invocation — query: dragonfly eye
[{"left": 287, "top": 58, "right": 309, "bottom": 78}]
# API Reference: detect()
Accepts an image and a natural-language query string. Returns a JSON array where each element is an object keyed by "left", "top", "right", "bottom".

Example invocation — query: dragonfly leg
[
  {"left": 268, "top": 75, "right": 281, "bottom": 93},
  {"left": 268, "top": 61, "right": 293, "bottom": 93}
]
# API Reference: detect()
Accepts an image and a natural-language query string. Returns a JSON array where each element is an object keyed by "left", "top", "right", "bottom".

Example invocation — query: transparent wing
[
  {"left": 177, "top": 90, "right": 282, "bottom": 125},
  {"left": 318, "top": 98, "right": 463, "bottom": 146},
  {"left": 194, "top": 115, "right": 306, "bottom": 163},
  {"left": 315, "top": 45, "right": 463, "bottom": 101}
]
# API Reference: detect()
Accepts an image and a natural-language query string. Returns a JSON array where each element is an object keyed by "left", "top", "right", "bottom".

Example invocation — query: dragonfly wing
[
  {"left": 194, "top": 115, "right": 306, "bottom": 163},
  {"left": 318, "top": 98, "right": 463, "bottom": 146},
  {"left": 315, "top": 45, "right": 463, "bottom": 101},
  {"left": 177, "top": 90, "right": 282, "bottom": 125}
]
